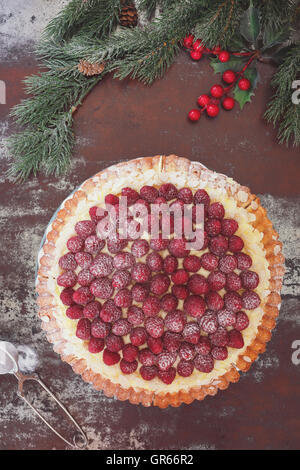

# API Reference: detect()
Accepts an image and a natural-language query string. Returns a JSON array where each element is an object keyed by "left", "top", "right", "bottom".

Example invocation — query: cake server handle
[{"left": 13, "top": 371, "right": 88, "bottom": 449}]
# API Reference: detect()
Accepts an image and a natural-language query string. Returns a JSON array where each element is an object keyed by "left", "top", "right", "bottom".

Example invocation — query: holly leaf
[
  {"left": 240, "top": 1, "right": 260, "bottom": 46},
  {"left": 210, "top": 56, "right": 247, "bottom": 74},
  {"left": 233, "top": 67, "right": 259, "bottom": 110},
  {"left": 262, "top": 27, "right": 290, "bottom": 51}
]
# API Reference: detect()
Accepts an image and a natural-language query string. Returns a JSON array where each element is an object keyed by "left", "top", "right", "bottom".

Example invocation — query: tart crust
[{"left": 36, "top": 155, "right": 285, "bottom": 407}]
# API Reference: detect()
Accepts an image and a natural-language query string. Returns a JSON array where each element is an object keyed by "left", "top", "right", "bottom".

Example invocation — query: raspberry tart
[{"left": 36, "top": 155, "right": 285, "bottom": 407}]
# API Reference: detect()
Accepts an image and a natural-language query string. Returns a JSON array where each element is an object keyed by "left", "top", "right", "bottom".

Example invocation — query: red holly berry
[
  {"left": 227, "top": 329, "right": 244, "bottom": 349},
  {"left": 218, "top": 50, "right": 230, "bottom": 62},
  {"left": 210, "top": 84, "right": 224, "bottom": 98},
  {"left": 193, "top": 39, "right": 204, "bottom": 52},
  {"left": 103, "top": 348, "right": 120, "bottom": 366},
  {"left": 88, "top": 337, "right": 104, "bottom": 353},
  {"left": 222, "top": 69, "right": 236, "bottom": 84},
  {"left": 190, "top": 50, "right": 202, "bottom": 61},
  {"left": 206, "top": 103, "right": 219, "bottom": 117},
  {"left": 222, "top": 96, "right": 235, "bottom": 110},
  {"left": 184, "top": 295, "right": 206, "bottom": 318},
  {"left": 188, "top": 109, "right": 201, "bottom": 121},
  {"left": 183, "top": 34, "right": 194, "bottom": 49},
  {"left": 197, "top": 94, "right": 211, "bottom": 107},
  {"left": 76, "top": 318, "right": 91, "bottom": 340},
  {"left": 140, "top": 365, "right": 157, "bottom": 381},
  {"left": 177, "top": 360, "right": 194, "bottom": 377},
  {"left": 120, "top": 359, "right": 138, "bottom": 374},
  {"left": 194, "top": 354, "right": 214, "bottom": 373},
  {"left": 238, "top": 77, "right": 251, "bottom": 91}
]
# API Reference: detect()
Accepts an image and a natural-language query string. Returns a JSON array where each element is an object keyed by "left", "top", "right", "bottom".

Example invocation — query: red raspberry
[
  {"left": 163, "top": 331, "right": 181, "bottom": 352},
  {"left": 219, "top": 254, "right": 237, "bottom": 274},
  {"left": 122, "top": 343, "right": 139, "bottom": 362},
  {"left": 208, "top": 271, "right": 226, "bottom": 291},
  {"left": 235, "top": 311, "right": 249, "bottom": 331},
  {"left": 188, "top": 274, "right": 209, "bottom": 295},
  {"left": 140, "top": 185, "right": 159, "bottom": 203},
  {"left": 242, "top": 290, "right": 261, "bottom": 310},
  {"left": 76, "top": 318, "right": 91, "bottom": 340},
  {"left": 139, "top": 348, "right": 156, "bottom": 366},
  {"left": 105, "top": 194, "right": 119, "bottom": 206},
  {"left": 178, "top": 187, "right": 193, "bottom": 204},
  {"left": 177, "top": 360, "right": 194, "bottom": 377},
  {"left": 75, "top": 220, "right": 95, "bottom": 238},
  {"left": 88, "top": 337, "right": 104, "bottom": 353},
  {"left": 75, "top": 252, "right": 93, "bottom": 269},
  {"left": 182, "top": 322, "right": 201, "bottom": 344},
  {"left": 90, "top": 253, "right": 113, "bottom": 278},
  {"left": 171, "top": 269, "right": 189, "bottom": 285},
  {"left": 57, "top": 271, "right": 77, "bottom": 288},
  {"left": 228, "top": 329, "right": 244, "bottom": 349},
  {"left": 208, "top": 202, "right": 225, "bottom": 219},
  {"left": 163, "top": 255, "right": 178, "bottom": 274},
  {"left": 112, "top": 270, "right": 131, "bottom": 289},
  {"left": 240, "top": 270, "right": 259, "bottom": 289},
  {"left": 179, "top": 342, "right": 195, "bottom": 361},
  {"left": 194, "top": 189, "right": 210, "bottom": 207},
  {"left": 235, "top": 252, "right": 252, "bottom": 270},
  {"left": 103, "top": 348, "right": 120, "bottom": 366},
  {"left": 77, "top": 269, "right": 95, "bottom": 287},
  {"left": 205, "top": 291, "right": 224, "bottom": 311},
  {"left": 228, "top": 235, "right": 244, "bottom": 253},
  {"left": 131, "top": 239, "right": 149, "bottom": 258},
  {"left": 66, "top": 304, "right": 83, "bottom": 320},
  {"left": 140, "top": 365, "right": 157, "bottom": 381},
  {"left": 205, "top": 218, "right": 222, "bottom": 237},
  {"left": 145, "top": 316, "right": 164, "bottom": 338},
  {"left": 84, "top": 235, "right": 105, "bottom": 255},
  {"left": 195, "top": 336, "right": 211, "bottom": 356},
  {"left": 172, "top": 285, "right": 189, "bottom": 300},
  {"left": 201, "top": 253, "right": 218, "bottom": 271},
  {"left": 158, "top": 367, "right": 176, "bottom": 384},
  {"left": 121, "top": 187, "right": 139, "bottom": 205},
  {"left": 83, "top": 301, "right": 101, "bottom": 320},
  {"left": 226, "top": 272, "right": 242, "bottom": 291},
  {"left": 150, "top": 237, "right": 169, "bottom": 251},
  {"left": 150, "top": 273, "right": 170, "bottom": 295},
  {"left": 159, "top": 183, "right": 178, "bottom": 201},
  {"left": 89, "top": 205, "right": 107, "bottom": 222},
  {"left": 197, "top": 94, "right": 211, "bottom": 107},
  {"left": 154, "top": 196, "right": 167, "bottom": 205},
  {"left": 224, "top": 291, "right": 243, "bottom": 312},
  {"left": 107, "top": 237, "right": 128, "bottom": 254},
  {"left": 90, "top": 278, "right": 114, "bottom": 299},
  {"left": 59, "top": 253, "right": 77, "bottom": 271},
  {"left": 114, "top": 288, "right": 132, "bottom": 308},
  {"left": 168, "top": 239, "right": 190, "bottom": 258},
  {"left": 217, "top": 309, "right": 236, "bottom": 327},
  {"left": 91, "top": 318, "right": 111, "bottom": 338},
  {"left": 73, "top": 287, "right": 94, "bottom": 305},
  {"left": 165, "top": 311, "right": 185, "bottom": 333},
  {"left": 131, "top": 283, "right": 149, "bottom": 302},
  {"left": 161, "top": 294, "right": 178, "bottom": 313},
  {"left": 183, "top": 255, "right": 201, "bottom": 272},
  {"left": 60, "top": 288, "right": 75, "bottom": 306},
  {"left": 67, "top": 236, "right": 84, "bottom": 253},
  {"left": 130, "top": 327, "right": 147, "bottom": 346},
  {"left": 147, "top": 336, "right": 163, "bottom": 354},
  {"left": 142, "top": 296, "right": 161, "bottom": 316},
  {"left": 210, "top": 327, "right": 229, "bottom": 347},
  {"left": 211, "top": 346, "right": 228, "bottom": 361},
  {"left": 113, "top": 252, "right": 135, "bottom": 270},
  {"left": 120, "top": 359, "right": 138, "bottom": 374},
  {"left": 209, "top": 235, "right": 228, "bottom": 256},
  {"left": 112, "top": 318, "right": 131, "bottom": 336},
  {"left": 184, "top": 295, "right": 206, "bottom": 318},
  {"left": 106, "top": 333, "right": 124, "bottom": 352},
  {"left": 221, "top": 219, "right": 238, "bottom": 237},
  {"left": 146, "top": 252, "right": 163, "bottom": 271},
  {"left": 127, "top": 306, "right": 144, "bottom": 325},
  {"left": 194, "top": 354, "right": 214, "bottom": 373},
  {"left": 100, "top": 299, "right": 121, "bottom": 323},
  {"left": 131, "top": 263, "right": 151, "bottom": 283},
  {"left": 198, "top": 312, "right": 218, "bottom": 334},
  {"left": 157, "top": 351, "right": 176, "bottom": 371}
]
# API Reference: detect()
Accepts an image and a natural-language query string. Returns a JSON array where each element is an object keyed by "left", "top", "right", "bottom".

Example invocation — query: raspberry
[
  {"left": 113, "top": 252, "right": 135, "bottom": 270},
  {"left": 76, "top": 318, "right": 91, "bottom": 340},
  {"left": 150, "top": 237, "right": 169, "bottom": 251},
  {"left": 145, "top": 316, "right": 164, "bottom": 338},
  {"left": 131, "top": 199, "right": 150, "bottom": 216},
  {"left": 194, "top": 354, "right": 214, "bottom": 373},
  {"left": 195, "top": 336, "right": 211, "bottom": 356},
  {"left": 112, "top": 318, "right": 131, "bottom": 336},
  {"left": 107, "top": 237, "right": 128, "bottom": 254},
  {"left": 84, "top": 235, "right": 105, "bottom": 254},
  {"left": 121, "top": 187, "right": 139, "bottom": 205},
  {"left": 159, "top": 183, "right": 178, "bottom": 201},
  {"left": 224, "top": 291, "right": 243, "bottom": 312},
  {"left": 145, "top": 252, "right": 163, "bottom": 272},
  {"left": 114, "top": 288, "right": 132, "bottom": 308},
  {"left": 83, "top": 301, "right": 101, "bottom": 320},
  {"left": 127, "top": 306, "right": 144, "bottom": 325},
  {"left": 217, "top": 309, "right": 236, "bottom": 327},
  {"left": 219, "top": 254, "right": 237, "bottom": 274},
  {"left": 226, "top": 272, "right": 242, "bottom": 291},
  {"left": 168, "top": 238, "right": 190, "bottom": 258},
  {"left": 75, "top": 220, "right": 95, "bottom": 238},
  {"left": 221, "top": 219, "right": 238, "bottom": 237},
  {"left": 66, "top": 304, "right": 83, "bottom": 320},
  {"left": 205, "top": 291, "right": 224, "bottom": 311},
  {"left": 89, "top": 205, "right": 107, "bottom": 222},
  {"left": 106, "top": 333, "right": 124, "bottom": 352},
  {"left": 208, "top": 202, "right": 225, "bottom": 219},
  {"left": 171, "top": 269, "right": 189, "bottom": 285},
  {"left": 122, "top": 343, "right": 139, "bottom": 362},
  {"left": 105, "top": 194, "right": 119, "bottom": 206},
  {"left": 205, "top": 218, "right": 222, "bottom": 237},
  {"left": 170, "top": 199, "right": 184, "bottom": 215},
  {"left": 77, "top": 269, "right": 95, "bottom": 287},
  {"left": 208, "top": 271, "right": 226, "bottom": 291},
  {"left": 150, "top": 273, "right": 170, "bottom": 295},
  {"left": 228, "top": 235, "right": 244, "bottom": 253},
  {"left": 131, "top": 283, "right": 149, "bottom": 302},
  {"left": 184, "top": 295, "right": 206, "bottom": 318},
  {"left": 198, "top": 312, "right": 218, "bottom": 334},
  {"left": 140, "top": 365, "right": 157, "bottom": 381},
  {"left": 103, "top": 348, "right": 120, "bottom": 366},
  {"left": 178, "top": 187, "right": 193, "bottom": 204},
  {"left": 154, "top": 196, "right": 167, "bottom": 206},
  {"left": 90, "top": 253, "right": 113, "bottom": 278},
  {"left": 172, "top": 285, "right": 189, "bottom": 300},
  {"left": 130, "top": 327, "right": 147, "bottom": 346},
  {"left": 161, "top": 294, "right": 178, "bottom": 313},
  {"left": 91, "top": 318, "right": 111, "bottom": 338},
  {"left": 235, "top": 252, "right": 252, "bottom": 270},
  {"left": 59, "top": 253, "right": 77, "bottom": 271},
  {"left": 120, "top": 359, "right": 138, "bottom": 374},
  {"left": 201, "top": 253, "right": 219, "bottom": 271},
  {"left": 147, "top": 336, "right": 163, "bottom": 354},
  {"left": 235, "top": 311, "right": 249, "bottom": 331},
  {"left": 163, "top": 255, "right": 178, "bottom": 274},
  {"left": 211, "top": 346, "right": 228, "bottom": 360},
  {"left": 131, "top": 239, "right": 149, "bottom": 258},
  {"left": 209, "top": 235, "right": 228, "bottom": 256},
  {"left": 67, "top": 236, "right": 84, "bottom": 253},
  {"left": 157, "top": 351, "right": 176, "bottom": 371},
  {"left": 194, "top": 189, "right": 210, "bottom": 207},
  {"left": 165, "top": 311, "right": 185, "bottom": 333},
  {"left": 183, "top": 255, "right": 201, "bottom": 272},
  {"left": 57, "top": 271, "right": 77, "bottom": 288},
  {"left": 163, "top": 331, "right": 181, "bottom": 352},
  {"left": 182, "top": 322, "right": 201, "bottom": 344},
  {"left": 242, "top": 290, "right": 261, "bottom": 310},
  {"left": 188, "top": 274, "right": 209, "bottom": 295},
  {"left": 75, "top": 252, "right": 93, "bottom": 269},
  {"left": 139, "top": 348, "right": 156, "bottom": 366},
  {"left": 90, "top": 278, "right": 114, "bottom": 299},
  {"left": 60, "top": 288, "right": 75, "bottom": 306},
  {"left": 88, "top": 337, "right": 104, "bottom": 353},
  {"left": 100, "top": 299, "right": 121, "bottom": 323},
  {"left": 241, "top": 270, "right": 259, "bottom": 289},
  {"left": 112, "top": 270, "right": 131, "bottom": 289},
  {"left": 140, "top": 185, "right": 159, "bottom": 203},
  {"left": 177, "top": 360, "right": 194, "bottom": 377},
  {"left": 131, "top": 263, "right": 151, "bottom": 283},
  {"left": 210, "top": 327, "right": 229, "bottom": 347},
  {"left": 142, "top": 296, "right": 161, "bottom": 316},
  {"left": 179, "top": 342, "right": 195, "bottom": 361},
  {"left": 73, "top": 287, "right": 94, "bottom": 305},
  {"left": 227, "top": 329, "right": 244, "bottom": 349}
]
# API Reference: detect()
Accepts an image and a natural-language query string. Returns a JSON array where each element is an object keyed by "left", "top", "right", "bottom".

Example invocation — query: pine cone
[
  {"left": 78, "top": 60, "right": 105, "bottom": 76},
  {"left": 119, "top": 1, "right": 138, "bottom": 27}
]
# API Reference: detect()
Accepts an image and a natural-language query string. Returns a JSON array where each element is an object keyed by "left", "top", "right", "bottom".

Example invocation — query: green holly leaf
[
  {"left": 233, "top": 67, "right": 259, "bottom": 109},
  {"left": 240, "top": 1, "right": 260, "bottom": 46},
  {"left": 262, "top": 27, "right": 290, "bottom": 51},
  {"left": 210, "top": 56, "right": 248, "bottom": 75}
]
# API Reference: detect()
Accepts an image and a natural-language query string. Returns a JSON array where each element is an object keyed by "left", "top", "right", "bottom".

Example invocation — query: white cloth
[{"left": 0, "top": 341, "right": 19, "bottom": 374}]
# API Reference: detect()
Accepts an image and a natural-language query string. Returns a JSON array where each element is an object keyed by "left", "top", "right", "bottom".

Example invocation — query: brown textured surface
[{"left": 0, "top": 51, "right": 300, "bottom": 450}]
